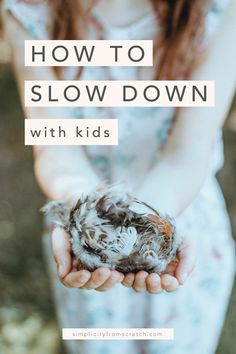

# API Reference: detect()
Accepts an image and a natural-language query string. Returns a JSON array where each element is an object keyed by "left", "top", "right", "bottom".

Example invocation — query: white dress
[{"left": 4, "top": 1, "right": 235, "bottom": 354}]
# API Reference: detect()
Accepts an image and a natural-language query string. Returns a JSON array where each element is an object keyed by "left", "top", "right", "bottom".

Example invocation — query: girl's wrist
[{"left": 50, "top": 174, "right": 99, "bottom": 203}]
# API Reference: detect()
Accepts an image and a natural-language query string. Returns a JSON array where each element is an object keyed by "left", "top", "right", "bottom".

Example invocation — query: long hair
[{"left": 47, "top": 0, "right": 210, "bottom": 79}]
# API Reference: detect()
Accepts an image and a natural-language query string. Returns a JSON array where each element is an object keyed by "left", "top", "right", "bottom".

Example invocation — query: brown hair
[{"left": 47, "top": 0, "right": 209, "bottom": 79}]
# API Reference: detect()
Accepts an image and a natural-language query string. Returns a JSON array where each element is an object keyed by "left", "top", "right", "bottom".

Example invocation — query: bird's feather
[{"left": 42, "top": 184, "right": 181, "bottom": 274}]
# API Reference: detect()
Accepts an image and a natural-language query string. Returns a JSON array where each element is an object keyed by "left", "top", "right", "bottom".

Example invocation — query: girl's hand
[
  {"left": 52, "top": 227, "right": 124, "bottom": 291},
  {"left": 52, "top": 228, "right": 196, "bottom": 293},
  {"left": 122, "top": 234, "right": 196, "bottom": 294}
]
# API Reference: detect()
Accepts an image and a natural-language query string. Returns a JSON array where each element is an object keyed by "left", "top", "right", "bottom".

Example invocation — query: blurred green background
[{"left": 0, "top": 63, "right": 235, "bottom": 354}]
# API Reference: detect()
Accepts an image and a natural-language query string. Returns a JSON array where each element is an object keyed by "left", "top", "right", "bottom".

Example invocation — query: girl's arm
[
  {"left": 3, "top": 13, "right": 125, "bottom": 291},
  {"left": 122, "top": 3, "right": 236, "bottom": 291},
  {"left": 137, "top": 3, "right": 236, "bottom": 217},
  {"left": 4, "top": 13, "right": 100, "bottom": 203}
]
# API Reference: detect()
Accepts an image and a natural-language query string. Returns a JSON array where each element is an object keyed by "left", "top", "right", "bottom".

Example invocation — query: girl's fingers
[
  {"left": 96, "top": 271, "right": 124, "bottom": 291},
  {"left": 175, "top": 237, "right": 196, "bottom": 285},
  {"left": 146, "top": 273, "right": 162, "bottom": 294},
  {"left": 82, "top": 267, "right": 111, "bottom": 290},
  {"left": 62, "top": 270, "right": 91, "bottom": 288},
  {"left": 161, "top": 274, "right": 179, "bottom": 292},
  {"left": 122, "top": 273, "right": 135, "bottom": 288},
  {"left": 52, "top": 227, "right": 72, "bottom": 278},
  {"left": 133, "top": 271, "right": 148, "bottom": 292},
  {"left": 163, "top": 259, "right": 178, "bottom": 276},
  {"left": 51, "top": 227, "right": 193, "bottom": 292}
]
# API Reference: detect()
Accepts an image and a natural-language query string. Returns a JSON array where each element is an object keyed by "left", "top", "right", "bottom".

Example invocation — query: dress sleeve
[
  {"left": 3, "top": 0, "right": 51, "bottom": 39},
  {"left": 202, "top": 0, "right": 231, "bottom": 49}
]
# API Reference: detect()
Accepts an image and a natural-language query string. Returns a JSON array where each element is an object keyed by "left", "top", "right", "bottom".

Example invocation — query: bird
[{"left": 41, "top": 184, "right": 181, "bottom": 274}]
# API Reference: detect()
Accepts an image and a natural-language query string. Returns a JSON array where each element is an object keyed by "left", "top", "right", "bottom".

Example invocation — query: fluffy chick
[{"left": 42, "top": 184, "right": 181, "bottom": 274}]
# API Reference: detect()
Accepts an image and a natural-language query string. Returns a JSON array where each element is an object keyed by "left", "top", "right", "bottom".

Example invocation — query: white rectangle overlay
[
  {"left": 24, "top": 119, "right": 118, "bottom": 145},
  {"left": 25, "top": 80, "right": 215, "bottom": 107},
  {"left": 25, "top": 40, "right": 153, "bottom": 66},
  {"left": 62, "top": 328, "right": 174, "bottom": 340}
]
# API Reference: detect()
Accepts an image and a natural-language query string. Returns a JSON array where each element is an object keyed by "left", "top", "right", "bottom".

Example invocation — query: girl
[{"left": 3, "top": 0, "right": 236, "bottom": 353}]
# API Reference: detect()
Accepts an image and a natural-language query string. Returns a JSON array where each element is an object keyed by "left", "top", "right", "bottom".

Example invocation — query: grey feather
[{"left": 42, "top": 184, "right": 181, "bottom": 274}]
